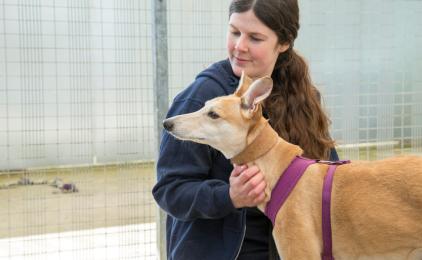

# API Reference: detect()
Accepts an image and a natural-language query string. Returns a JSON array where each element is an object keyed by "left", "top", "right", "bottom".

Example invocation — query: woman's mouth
[{"left": 233, "top": 56, "right": 250, "bottom": 66}]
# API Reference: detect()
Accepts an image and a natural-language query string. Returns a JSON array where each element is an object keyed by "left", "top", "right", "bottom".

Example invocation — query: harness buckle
[{"left": 316, "top": 159, "right": 351, "bottom": 165}]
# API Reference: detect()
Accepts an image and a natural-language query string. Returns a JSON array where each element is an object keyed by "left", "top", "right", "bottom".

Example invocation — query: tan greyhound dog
[{"left": 163, "top": 73, "right": 422, "bottom": 260}]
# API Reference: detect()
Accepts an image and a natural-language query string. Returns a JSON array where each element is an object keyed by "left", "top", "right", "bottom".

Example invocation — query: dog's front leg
[{"left": 273, "top": 225, "right": 321, "bottom": 260}]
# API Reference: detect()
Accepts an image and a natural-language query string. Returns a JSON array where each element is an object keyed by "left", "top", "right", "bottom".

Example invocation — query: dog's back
[{"left": 331, "top": 155, "right": 422, "bottom": 258}]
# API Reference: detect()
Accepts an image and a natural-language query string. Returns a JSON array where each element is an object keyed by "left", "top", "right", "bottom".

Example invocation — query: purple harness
[{"left": 264, "top": 156, "right": 351, "bottom": 260}]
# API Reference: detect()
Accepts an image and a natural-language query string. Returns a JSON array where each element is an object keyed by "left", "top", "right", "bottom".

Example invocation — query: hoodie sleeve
[{"left": 152, "top": 78, "right": 238, "bottom": 221}]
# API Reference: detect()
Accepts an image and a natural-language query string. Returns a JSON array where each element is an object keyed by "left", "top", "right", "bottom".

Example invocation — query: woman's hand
[{"left": 229, "top": 164, "right": 266, "bottom": 208}]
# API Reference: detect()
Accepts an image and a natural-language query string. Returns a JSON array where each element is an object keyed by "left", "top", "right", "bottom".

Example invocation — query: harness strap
[
  {"left": 265, "top": 156, "right": 317, "bottom": 225},
  {"left": 321, "top": 164, "right": 337, "bottom": 260},
  {"left": 264, "top": 156, "right": 350, "bottom": 260}
]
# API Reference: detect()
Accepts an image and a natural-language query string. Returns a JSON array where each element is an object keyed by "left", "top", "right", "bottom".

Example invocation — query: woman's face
[{"left": 227, "top": 10, "right": 289, "bottom": 79}]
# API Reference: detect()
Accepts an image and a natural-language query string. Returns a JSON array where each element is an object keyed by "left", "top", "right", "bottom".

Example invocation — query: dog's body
[{"left": 163, "top": 73, "right": 422, "bottom": 259}]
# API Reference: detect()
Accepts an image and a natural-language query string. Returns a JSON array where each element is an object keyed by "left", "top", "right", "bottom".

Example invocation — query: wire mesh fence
[
  {"left": 296, "top": 0, "right": 422, "bottom": 160},
  {"left": 0, "top": 0, "right": 421, "bottom": 259},
  {"left": 1, "top": 0, "right": 156, "bottom": 259}
]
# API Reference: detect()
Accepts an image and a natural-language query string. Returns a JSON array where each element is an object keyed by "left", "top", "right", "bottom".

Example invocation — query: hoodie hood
[{"left": 196, "top": 59, "right": 239, "bottom": 95}]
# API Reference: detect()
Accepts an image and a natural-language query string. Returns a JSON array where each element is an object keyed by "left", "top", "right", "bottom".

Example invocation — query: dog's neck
[
  {"left": 230, "top": 118, "right": 304, "bottom": 212},
  {"left": 230, "top": 120, "right": 279, "bottom": 165}
]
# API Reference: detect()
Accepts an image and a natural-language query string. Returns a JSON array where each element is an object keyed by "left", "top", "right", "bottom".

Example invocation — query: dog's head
[{"left": 163, "top": 72, "right": 273, "bottom": 159}]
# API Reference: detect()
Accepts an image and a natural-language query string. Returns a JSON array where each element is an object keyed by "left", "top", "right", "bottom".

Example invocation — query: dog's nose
[{"left": 163, "top": 120, "right": 174, "bottom": 131}]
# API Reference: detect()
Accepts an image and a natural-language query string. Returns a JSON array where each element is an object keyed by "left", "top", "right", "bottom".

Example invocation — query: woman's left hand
[{"left": 229, "top": 164, "right": 267, "bottom": 208}]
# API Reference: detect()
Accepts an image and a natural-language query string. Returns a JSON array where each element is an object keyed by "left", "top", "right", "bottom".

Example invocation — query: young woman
[{"left": 153, "top": 0, "right": 339, "bottom": 259}]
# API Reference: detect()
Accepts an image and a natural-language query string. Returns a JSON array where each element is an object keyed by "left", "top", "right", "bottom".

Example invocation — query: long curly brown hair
[{"left": 230, "top": 0, "right": 335, "bottom": 159}]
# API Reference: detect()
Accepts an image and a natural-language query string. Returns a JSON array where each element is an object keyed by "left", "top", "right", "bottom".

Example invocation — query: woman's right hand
[{"left": 229, "top": 164, "right": 266, "bottom": 208}]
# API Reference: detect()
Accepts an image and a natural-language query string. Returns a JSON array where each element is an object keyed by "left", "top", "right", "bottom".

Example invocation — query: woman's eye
[
  {"left": 231, "top": 31, "right": 240, "bottom": 36},
  {"left": 251, "top": 36, "right": 263, "bottom": 42},
  {"left": 207, "top": 111, "right": 220, "bottom": 119}
]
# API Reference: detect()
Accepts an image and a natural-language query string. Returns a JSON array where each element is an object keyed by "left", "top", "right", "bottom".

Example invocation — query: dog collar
[{"left": 230, "top": 121, "right": 279, "bottom": 165}]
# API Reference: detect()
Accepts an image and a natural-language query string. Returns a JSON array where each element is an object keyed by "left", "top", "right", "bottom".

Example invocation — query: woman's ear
[{"left": 278, "top": 43, "right": 290, "bottom": 54}]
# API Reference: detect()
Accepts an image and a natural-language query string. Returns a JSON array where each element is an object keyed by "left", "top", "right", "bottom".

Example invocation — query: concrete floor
[
  {"left": 0, "top": 163, "right": 157, "bottom": 239},
  {"left": 0, "top": 222, "right": 158, "bottom": 260}
]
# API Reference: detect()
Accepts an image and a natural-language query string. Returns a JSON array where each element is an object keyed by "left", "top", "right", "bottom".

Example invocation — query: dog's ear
[
  {"left": 234, "top": 71, "right": 253, "bottom": 97},
  {"left": 241, "top": 76, "right": 273, "bottom": 113}
]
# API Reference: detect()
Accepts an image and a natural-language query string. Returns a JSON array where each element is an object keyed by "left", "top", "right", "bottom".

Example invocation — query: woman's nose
[{"left": 235, "top": 36, "right": 248, "bottom": 52}]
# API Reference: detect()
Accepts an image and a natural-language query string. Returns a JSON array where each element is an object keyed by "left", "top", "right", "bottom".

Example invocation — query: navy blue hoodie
[
  {"left": 153, "top": 59, "right": 245, "bottom": 260},
  {"left": 152, "top": 59, "right": 339, "bottom": 260}
]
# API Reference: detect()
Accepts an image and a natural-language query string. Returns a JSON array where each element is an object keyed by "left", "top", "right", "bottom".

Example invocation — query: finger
[
  {"left": 231, "top": 168, "right": 241, "bottom": 178},
  {"left": 231, "top": 164, "right": 247, "bottom": 177},
  {"left": 248, "top": 171, "right": 264, "bottom": 186},
  {"left": 238, "top": 167, "right": 258, "bottom": 183},
  {"left": 246, "top": 165, "right": 260, "bottom": 175},
  {"left": 240, "top": 165, "right": 260, "bottom": 180},
  {"left": 248, "top": 180, "right": 266, "bottom": 197},
  {"left": 241, "top": 169, "right": 263, "bottom": 190},
  {"left": 253, "top": 192, "right": 266, "bottom": 204}
]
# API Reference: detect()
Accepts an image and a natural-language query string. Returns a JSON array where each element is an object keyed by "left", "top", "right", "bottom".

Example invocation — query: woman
[{"left": 152, "top": 0, "right": 339, "bottom": 259}]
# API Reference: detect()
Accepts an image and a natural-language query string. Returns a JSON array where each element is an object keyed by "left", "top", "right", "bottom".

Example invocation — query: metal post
[{"left": 151, "top": 0, "right": 168, "bottom": 259}]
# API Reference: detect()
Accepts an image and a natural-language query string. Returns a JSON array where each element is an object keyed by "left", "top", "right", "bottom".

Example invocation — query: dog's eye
[{"left": 207, "top": 111, "right": 220, "bottom": 119}]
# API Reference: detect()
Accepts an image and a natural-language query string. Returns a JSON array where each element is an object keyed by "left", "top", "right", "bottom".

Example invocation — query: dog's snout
[{"left": 163, "top": 120, "right": 174, "bottom": 131}]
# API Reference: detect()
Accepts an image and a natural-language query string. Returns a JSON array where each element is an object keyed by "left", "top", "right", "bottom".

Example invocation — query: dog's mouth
[
  {"left": 180, "top": 136, "right": 208, "bottom": 144},
  {"left": 189, "top": 136, "right": 206, "bottom": 141},
  {"left": 167, "top": 131, "right": 206, "bottom": 142}
]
